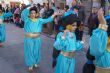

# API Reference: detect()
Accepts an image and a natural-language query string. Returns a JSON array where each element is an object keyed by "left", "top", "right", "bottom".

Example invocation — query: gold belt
[
  {"left": 25, "top": 33, "right": 40, "bottom": 38},
  {"left": 107, "top": 48, "right": 110, "bottom": 53},
  {"left": 98, "top": 24, "right": 108, "bottom": 31},
  {"left": 96, "top": 67, "right": 110, "bottom": 73},
  {"left": 61, "top": 51, "right": 75, "bottom": 58},
  {"left": 107, "top": 45, "right": 110, "bottom": 53}
]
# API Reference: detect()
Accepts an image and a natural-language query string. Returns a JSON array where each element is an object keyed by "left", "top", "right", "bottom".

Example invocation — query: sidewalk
[{"left": 0, "top": 57, "right": 16, "bottom": 73}]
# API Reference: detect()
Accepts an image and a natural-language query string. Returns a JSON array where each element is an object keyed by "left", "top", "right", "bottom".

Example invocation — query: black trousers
[
  {"left": 83, "top": 49, "right": 95, "bottom": 73},
  {"left": 52, "top": 32, "right": 61, "bottom": 68}
]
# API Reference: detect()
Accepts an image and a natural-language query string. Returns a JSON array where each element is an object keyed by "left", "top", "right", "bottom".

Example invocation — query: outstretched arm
[
  {"left": 3, "top": 12, "right": 13, "bottom": 18},
  {"left": 90, "top": 8, "right": 108, "bottom": 58},
  {"left": 21, "top": 4, "right": 33, "bottom": 22},
  {"left": 98, "top": 8, "right": 106, "bottom": 25},
  {"left": 40, "top": 12, "right": 58, "bottom": 24}
]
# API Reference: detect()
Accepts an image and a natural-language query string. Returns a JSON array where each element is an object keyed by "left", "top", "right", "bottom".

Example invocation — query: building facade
[
  {"left": 32, "top": 0, "right": 48, "bottom": 5},
  {"left": 55, "top": 0, "right": 66, "bottom": 9}
]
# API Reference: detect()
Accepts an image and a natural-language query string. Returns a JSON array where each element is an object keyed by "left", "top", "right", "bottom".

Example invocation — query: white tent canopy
[
  {"left": 8, "top": 0, "right": 23, "bottom": 2},
  {"left": 32, "top": 0, "right": 48, "bottom": 5},
  {"left": 10, "top": 0, "right": 30, "bottom": 4},
  {"left": 1, "top": 0, "right": 49, "bottom": 5},
  {"left": 1, "top": 0, "right": 30, "bottom": 5}
]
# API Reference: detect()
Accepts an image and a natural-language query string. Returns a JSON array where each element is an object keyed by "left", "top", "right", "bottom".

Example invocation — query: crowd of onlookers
[
  {"left": 0, "top": 1, "right": 110, "bottom": 36},
  {"left": 0, "top": 1, "right": 86, "bottom": 40},
  {"left": 0, "top": 3, "right": 26, "bottom": 27}
]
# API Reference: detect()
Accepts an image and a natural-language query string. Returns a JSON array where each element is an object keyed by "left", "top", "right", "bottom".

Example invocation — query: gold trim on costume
[
  {"left": 0, "top": 13, "right": 3, "bottom": 16},
  {"left": 107, "top": 48, "right": 110, "bottom": 52},
  {"left": 98, "top": 24, "right": 108, "bottom": 31},
  {"left": 61, "top": 51, "right": 75, "bottom": 58},
  {"left": 96, "top": 37, "right": 110, "bottom": 73},
  {"left": 108, "top": 37, "right": 110, "bottom": 44},
  {"left": 30, "top": 18, "right": 38, "bottom": 22},
  {"left": 25, "top": 33, "right": 40, "bottom": 38},
  {"left": 96, "top": 66, "right": 110, "bottom": 73},
  {"left": 107, "top": 37, "right": 110, "bottom": 53}
]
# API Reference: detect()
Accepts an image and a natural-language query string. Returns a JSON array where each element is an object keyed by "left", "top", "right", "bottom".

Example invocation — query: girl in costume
[
  {"left": 54, "top": 14, "right": 84, "bottom": 73},
  {"left": 0, "top": 9, "right": 12, "bottom": 47},
  {"left": 90, "top": 8, "right": 110, "bottom": 73},
  {"left": 83, "top": 9, "right": 110, "bottom": 73},
  {"left": 21, "top": 5, "right": 57, "bottom": 71},
  {"left": 52, "top": 6, "right": 79, "bottom": 68}
]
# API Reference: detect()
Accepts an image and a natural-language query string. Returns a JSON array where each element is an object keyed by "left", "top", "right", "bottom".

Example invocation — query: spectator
[
  {"left": 88, "top": 7, "right": 99, "bottom": 36},
  {"left": 78, "top": 2, "right": 85, "bottom": 23},
  {"left": 39, "top": 6, "right": 46, "bottom": 18}
]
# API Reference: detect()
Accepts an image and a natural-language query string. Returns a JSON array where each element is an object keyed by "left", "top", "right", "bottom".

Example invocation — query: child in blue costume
[
  {"left": 21, "top": 5, "right": 57, "bottom": 71},
  {"left": 52, "top": 6, "right": 79, "bottom": 68},
  {"left": 83, "top": 9, "right": 110, "bottom": 73},
  {"left": 0, "top": 9, "right": 12, "bottom": 47},
  {"left": 54, "top": 14, "right": 84, "bottom": 73},
  {"left": 90, "top": 8, "right": 110, "bottom": 73}
]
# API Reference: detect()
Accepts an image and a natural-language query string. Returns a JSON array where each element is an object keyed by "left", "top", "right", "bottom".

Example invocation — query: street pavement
[{"left": 0, "top": 23, "right": 89, "bottom": 73}]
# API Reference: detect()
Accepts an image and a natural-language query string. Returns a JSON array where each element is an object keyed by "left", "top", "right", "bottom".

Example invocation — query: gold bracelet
[{"left": 98, "top": 24, "right": 108, "bottom": 31}]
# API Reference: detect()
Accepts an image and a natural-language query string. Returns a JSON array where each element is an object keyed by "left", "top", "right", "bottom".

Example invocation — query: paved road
[{"left": 0, "top": 23, "right": 88, "bottom": 73}]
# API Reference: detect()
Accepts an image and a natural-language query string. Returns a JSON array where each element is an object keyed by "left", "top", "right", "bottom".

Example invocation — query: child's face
[
  {"left": 30, "top": 10, "right": 37, "bottom": 19},
  {"left": 74, "top": 9, "right": 78, "bottom": 13},
  {"left": 71, "top": 22, "right": 77, "bottom": 31},
  {"left": 64, "top": 8, "right": 68, "bottom": 11}
]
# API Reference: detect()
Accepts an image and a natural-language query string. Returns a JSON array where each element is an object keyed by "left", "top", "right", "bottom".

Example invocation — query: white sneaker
[
  {"left": 28, "top": 66, "right": 33, "bottom": 71},
  {"left": 34, "top": 64, "right": 39, "bottom": 68}
]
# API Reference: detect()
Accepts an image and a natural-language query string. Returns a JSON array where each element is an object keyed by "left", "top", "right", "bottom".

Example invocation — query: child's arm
[
  {"left": 21, "top": 5, "right": 33, "bottom": 22},
  {"left": 40, "top": 12, "right": 58, "bottom": 24},
  {"left": 3, "top": 12, "right": 13, "bottom": 18},
  {"left": 90, "top": 8, "right": 108, "bottom": 58},
  {"left": 76, "top": 41, "right": 84, "bottom": 51},
  {"left": 54, "top": 32, "right": 67, "bottom": 50}
]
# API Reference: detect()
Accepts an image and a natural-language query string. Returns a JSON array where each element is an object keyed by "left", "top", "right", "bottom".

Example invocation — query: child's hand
[
  {"left": 98, "top": 8, "right": 104, "bottom": 17},
  {"left": 98, "top": 8, "right": 104, "bottom": 20},
  {"left": 61, "top": 30, "right": 70, "bottom": 40},
  {"left": 52, "top": 12, "right": 58, "bottom": 18},
  {"left": 82, "top": 37, "right": 85, "bottom": 44},
  {"left": 64, "top": 30, "right": 70, "bottom": 36},
  {"left": 81, "top": 37, "right": 89, "bottom": 53},
  {"left": 98, "top": 8, "right": 106, "bottom": 25}
]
